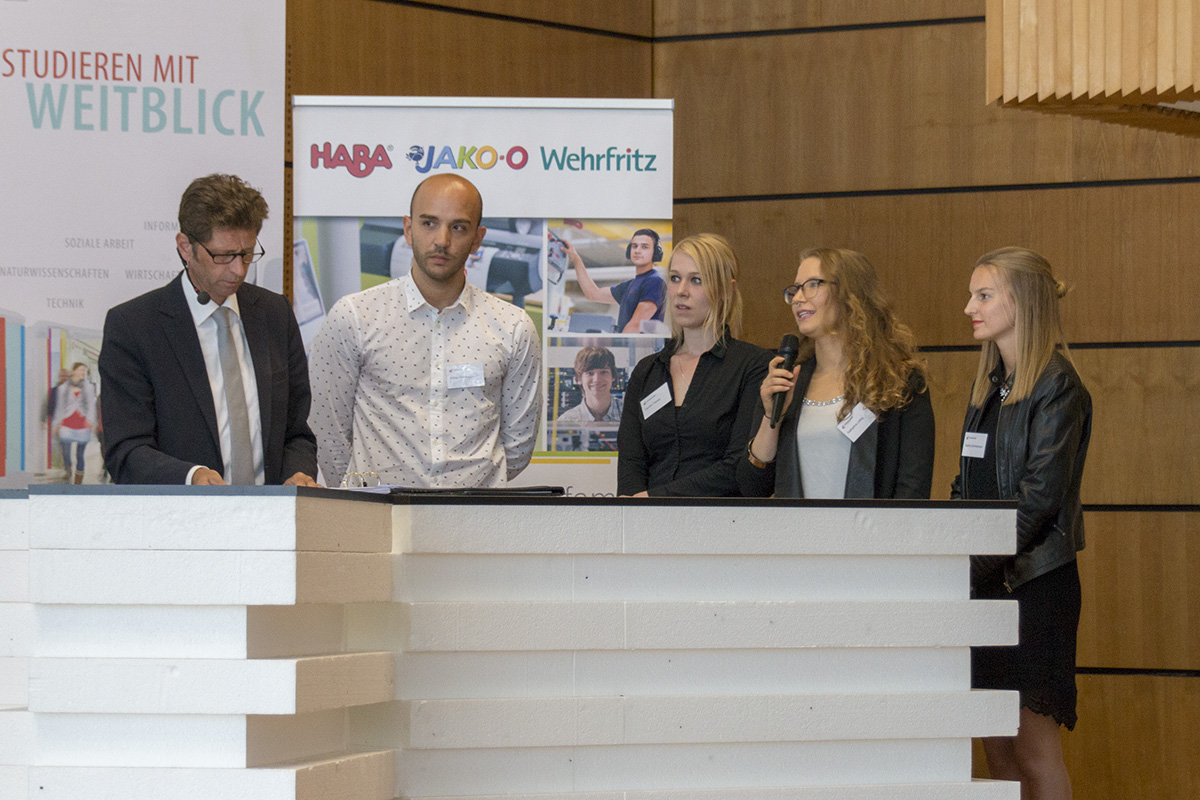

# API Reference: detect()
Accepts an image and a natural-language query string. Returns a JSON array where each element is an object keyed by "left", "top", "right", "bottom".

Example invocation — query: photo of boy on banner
[
  {"left": 544, "top": 336, "right": 661, "bottom": 453},
  {"left": 545, "top": 220, "right": 673, "bottom": 336}
]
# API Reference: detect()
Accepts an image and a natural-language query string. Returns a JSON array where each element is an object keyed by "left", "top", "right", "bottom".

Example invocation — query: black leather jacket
[{"left": 951, "top": 351, "right": 1092, "bottom": 591}]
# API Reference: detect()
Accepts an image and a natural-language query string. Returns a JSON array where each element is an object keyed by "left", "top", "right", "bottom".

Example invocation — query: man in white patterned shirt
[{"left": 307, "top": 174, "right": 542, "bottom": 488}]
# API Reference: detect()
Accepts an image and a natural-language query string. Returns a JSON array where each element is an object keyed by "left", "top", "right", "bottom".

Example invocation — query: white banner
[
  {"left": 294, "top": 96, "right": 673, "bottom": 219},
  {"left": 293, "top": 97, "right": 674, "bottom": 496},
  {"left": 0, "top": 0, "right": 284, "bottom": 486}
]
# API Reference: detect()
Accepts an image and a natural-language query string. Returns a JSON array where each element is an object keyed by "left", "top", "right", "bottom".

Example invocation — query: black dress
[{"left": 967, "top": 389, "right": 1081, "bottom": 730}]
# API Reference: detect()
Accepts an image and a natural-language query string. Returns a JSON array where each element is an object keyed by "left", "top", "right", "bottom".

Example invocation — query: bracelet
[{"left": 746, "top": 437, "right": 773, "bottom": 469}]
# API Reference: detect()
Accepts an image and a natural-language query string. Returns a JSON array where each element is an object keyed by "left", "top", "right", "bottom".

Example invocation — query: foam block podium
[{"left": 0, "top": 487, "right": 1020, "bottom": 799}]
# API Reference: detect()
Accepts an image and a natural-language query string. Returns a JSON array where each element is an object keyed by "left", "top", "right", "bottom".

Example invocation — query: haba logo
[
  {"left": 310, "top": 142, "right": 393, "bottom": 178},
  {"left": 405, "top": 144, "right": 529, "bottom": 173}
]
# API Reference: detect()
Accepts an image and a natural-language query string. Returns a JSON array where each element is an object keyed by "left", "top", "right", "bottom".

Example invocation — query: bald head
[{"left": 410, "top": 174, "right": 483, "bottom": 227}]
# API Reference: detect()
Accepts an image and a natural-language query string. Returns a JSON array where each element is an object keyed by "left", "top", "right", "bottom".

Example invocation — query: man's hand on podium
[
  {"left": 284, "top": 471, "right": 321, "bottom": 488},
  {"left": 191, "top": 467, "right": 227, "bottom": 485}
]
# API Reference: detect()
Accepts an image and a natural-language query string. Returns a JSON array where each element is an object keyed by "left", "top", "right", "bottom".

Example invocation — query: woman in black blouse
[
  {"left": 737, "top": 248, "right": 933, "bottom": 499},
  {"left": 617, "top": 233, "right": 770, "bottom": 496}
]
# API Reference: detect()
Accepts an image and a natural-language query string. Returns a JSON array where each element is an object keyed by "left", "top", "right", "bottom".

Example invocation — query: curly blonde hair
[{"left": 797, "top": 247, "right": 926, "bottom": 419}]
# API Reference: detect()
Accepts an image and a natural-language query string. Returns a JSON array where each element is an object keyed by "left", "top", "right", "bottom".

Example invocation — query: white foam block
[
  {"left": 246, "top": 709, "right": 348, "bottom": 768},
  {"left": 407, "top": 602, "right": 626, "bottom": 651},
  {"left": 0, "top": 766, "right": 27, "bottom": 800},
  {"left": 396, "top": 739, "right": 971, "bottom": 796},
  {"left": 29, "top": 652, "right": 392, "bottom": 714},
  {"left": 396, "top": 504, "right": 625, "bottom": 554},
  {"left": 0, "top": 602, "right": 31, "bottom": 657},
  {"left": 0, "top": 550, "right": 28, "bottom": 602},
  {"left": 29, "top": 551, "right": 390, "bottom": 605},
  {"left": 397, "top": 553, "right": 964, "bottom": 603},
  {"left": 401, "top": 691, "right": 1016, "bottom": 749},
  {"left": 571, "top": 648, "right": 969, "bottom": 697},
  {"left": 0, "top": 708, "right": 32, "bottom": 765},
  {"left": 34, "top": 709, "right": 347, "bottom": 768},
  {"left": 28, "top": 494, "right": 389, "bottom": 552},
  {"left": 247, "top": 604, "right": 346, "bottom": 658},
  {"left": 404, "top": 599, "right": 1016, "bottom": 651},
  {"left": 394, "top": 504, "right": 1014, "bottom": 557},
  {"left": 296, "top": 553, "right": 392, "bottom": 603},
  {"left": 345, "top": 602, "right": 411, "bottom": 653},
  {"left": 0, "top": 656, "right": 28, "bottom": 706},
  {"left": 34, "top": 605, "right": 249, "bottom": 658},
  {"left": 26, "top": 750, "right": 395, "bottom": 800},
  {"left": 33, "top": 604, "right": 345, "bottom": 659},
  {"left": 622, "top": 506, "right": 1016, "bottom": 556},
  {"left": 412, "top": 785, "right": 1019, "bottom": 800},
  {"left": 0, "top": 498, "right": 27, "bottom": 550},
  {"left": 30, "top": 551, "right": 299, "bottom": 605},
  {"left": 623, "top": 600, "right": 1017, "bottom": 649},
  {"left": 391, "top": 648, "right": 968, "bottom": 700}
]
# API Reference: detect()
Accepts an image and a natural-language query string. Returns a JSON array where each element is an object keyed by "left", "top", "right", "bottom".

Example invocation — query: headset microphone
[
  {"left": 180, "top": 262, "right": 210, "bottom": 305},
  {"left": 769, "top": 334, "right": 801, "bottom": 429}
]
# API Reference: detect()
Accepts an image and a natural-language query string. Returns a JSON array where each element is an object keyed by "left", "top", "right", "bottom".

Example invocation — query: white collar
[
  {"left": 182, "top": 272, "right": 242, "bottom": 327},
  {"left": 401, "top": 273, "right": 471, "bottom": 315}
]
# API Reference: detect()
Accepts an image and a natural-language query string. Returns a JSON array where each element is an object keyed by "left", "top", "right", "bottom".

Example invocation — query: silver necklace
[{"left": 802, "top": 394, "right": 844, "bottom": 407}]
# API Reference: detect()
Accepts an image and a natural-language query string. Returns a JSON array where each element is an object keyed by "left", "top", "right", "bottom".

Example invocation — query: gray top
[{"left": 796, "top": 401, "right": 852, "bottom": 499}]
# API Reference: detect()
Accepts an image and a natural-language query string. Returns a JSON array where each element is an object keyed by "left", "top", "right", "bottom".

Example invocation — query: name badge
[
  {"left": 837, "top": 402, "right": 877, "bottom": 442},
  {"left": 447, "top": 363, "right": 485, "bottom": 389},
  {"left": 962, "top": 432, "right": 988, "bottom": 458},
  {"left": 640, "top": 382, "right": 671, "bottom": 419}
]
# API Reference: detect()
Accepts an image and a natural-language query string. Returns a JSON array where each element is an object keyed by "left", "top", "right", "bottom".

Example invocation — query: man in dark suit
[{"left": 99, "top": 174, "right": 318, "bottom": 486}]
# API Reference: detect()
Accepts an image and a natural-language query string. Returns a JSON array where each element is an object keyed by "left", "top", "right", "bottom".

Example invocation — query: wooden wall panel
[
  {"left": 674, "top": 182, "right": 1200, "bottom": 349},
  {"left": 923, "top": 348, "right": 1200, "bottom": 504},
  {"left": 288, "top": 0, "right": 651, "bottom": 98},
  {"left": 654, "top": 1, "right": 985, "bottom": 37},
  {"left": 1077, "top": 512, "right": 1200, "bottom": 670},
  {"left": 420, "top": 0, "right": 651, "bottom": 37},
  {"left": 1062, "top": 674, "right": 1200, "bottom": 799},
  {"left": 655, "top": 22, "right": 1200, "bottom": 197}
]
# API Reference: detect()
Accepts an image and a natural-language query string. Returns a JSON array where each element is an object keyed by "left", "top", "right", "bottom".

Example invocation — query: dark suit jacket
[
  {"left": 737, "top": 357, "right": 935, "bottom": 499},
  {"left": 98, "top": 273, "right": 318, "bottom": 485}
]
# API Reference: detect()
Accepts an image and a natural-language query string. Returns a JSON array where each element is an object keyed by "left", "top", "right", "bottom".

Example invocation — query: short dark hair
[
  {"left": 631, "top": 228, "right": 660, "bottom": 247},
  {"left": 574, "top": 346, "right": 616, "bottom": 376},
  {"left": 178, "top": 174, "right": 269, "bottom": 243}
]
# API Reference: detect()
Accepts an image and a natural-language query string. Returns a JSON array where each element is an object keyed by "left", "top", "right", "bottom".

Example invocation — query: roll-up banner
[
  {"left": 293, "top": 97, "right": 674, "bottom": 495},
  {"left": 0, "top": 0, "right": 285, "bottom": 487}
]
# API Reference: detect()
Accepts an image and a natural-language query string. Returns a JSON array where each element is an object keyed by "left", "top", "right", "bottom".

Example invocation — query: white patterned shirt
[{"left": 307, "top": 276, "right": 542, "bottom": 489}]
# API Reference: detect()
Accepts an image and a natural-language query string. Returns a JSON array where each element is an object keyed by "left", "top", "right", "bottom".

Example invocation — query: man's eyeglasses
[
  {"left": 782, "top": 278, "right": 834, "bottom": 304},
  {"left": 192, "top": 238, "right": 265, "bottom": 266}
]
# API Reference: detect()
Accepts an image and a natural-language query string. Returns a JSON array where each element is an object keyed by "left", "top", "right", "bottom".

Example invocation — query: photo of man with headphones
[{"left": 564, "top": 228, "right": 666, "bottom": 333}]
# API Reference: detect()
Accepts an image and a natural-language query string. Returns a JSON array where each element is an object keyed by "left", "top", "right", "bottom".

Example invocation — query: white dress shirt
[
  {"left": 307, "top": 275, "right": 542, "bottom": 489},
  {"left": 183, "top": 283, "right": 265, "bottom": 485}
]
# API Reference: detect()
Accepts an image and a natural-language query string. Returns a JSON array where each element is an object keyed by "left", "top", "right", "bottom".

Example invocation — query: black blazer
[
  {"left": 737, "top": 357, "right": 935, "bottom": 499},
  {"left": 98, "top": 273, "right": 317, "bottom": 485}
]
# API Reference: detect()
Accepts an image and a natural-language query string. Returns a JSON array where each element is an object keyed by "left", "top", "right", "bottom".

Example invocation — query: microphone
[
  {"left": 180, "top": 265, "right": 210, "bottom": 305},
  {"left": 769, "top": 334, "right": 800, "bottom": 429}
]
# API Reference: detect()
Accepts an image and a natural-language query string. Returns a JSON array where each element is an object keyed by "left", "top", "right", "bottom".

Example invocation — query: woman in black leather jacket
[{"left": 954, "top": 246, "right": 1092, "bottom": 799}]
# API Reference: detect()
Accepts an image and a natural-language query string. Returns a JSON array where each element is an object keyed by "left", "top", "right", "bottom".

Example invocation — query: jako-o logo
[
  {"left": 311, "top": 142, "right": 394, "bottom": 178},
  {"left": 405, "top": 144, "right": 528, "bottom": 173}
]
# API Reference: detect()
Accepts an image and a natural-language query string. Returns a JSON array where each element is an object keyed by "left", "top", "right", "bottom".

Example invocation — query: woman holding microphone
[
  {"left": 955, "top": 247, "right": 1091, "bottom": 799},
  {"left": 738, "top": 248, "right": 933, "bottom": 499},
  {"left": 618, "top": 233, "right": 770, "bottom": 496}
]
